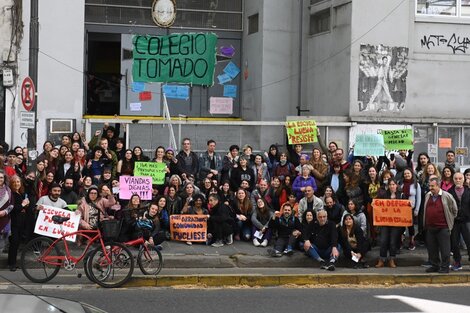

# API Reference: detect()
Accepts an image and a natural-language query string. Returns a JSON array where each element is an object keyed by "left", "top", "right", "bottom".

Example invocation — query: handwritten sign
[
  {"left": 438, "top": 138, "right": 452, "bottom": 149},
  {"left": 372, "top": 199, "right": 412, "bottom": 227},
  {"left": 456, "top": 147, "right": 468, "bottom": 157},
  {"left": 34, "top": 206, "right": 80, "bottom": 242},
  {"left": 133, "top": 33, "right": 218, "bottom": 86},
  {"left": 170, "top": 215, "right": 207, "bottom": 242},
  {"left": 162, "top": 84, "right": 190, "bottom": 100},
  {"left": 209, "top": 97, "right": 233, "bottom": 114},
  {"left": 382, "top": 129, "right": 413, "bottom": 150},
  {"left": 134, "top": 162, "right": 167, "bottom": 185},
  {"left": 354, "top": 134, "right": 385, "bottom": 156},
  {"left": 119, "top": 176, "right": 153, "bottom": 200},
  {"left": 285, "top": 120, "right": 317, "bottom": 144},
  {"left": 223, "top": 61, "right": 240, "bottom": 79}
]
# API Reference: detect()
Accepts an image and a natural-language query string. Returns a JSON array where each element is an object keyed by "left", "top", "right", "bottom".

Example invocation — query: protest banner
[
  {"left": 134, "top": 162, "right": 166, "bottom": 185},
  {"left": 119, "top": 176, "right": 153, "bottom": 200},
  {"left": 354, "top": 133, "right": 385, "bottom": 156},
  {"left": 132, "top": 33, "right": 218, "bottom": 85},
  {"left": 372, "top": 199, "right": 413, "bottom": 227},
  {"left": 381, "top": 129, "right": 413, "bottom": 150},
  {"left": 170, "top": 215, "right": 208, "bottom": 242},
  {"left": 285, "top": 120, "right": 317, "bottom": 144},
  {"left": 34, "top": 205, "right": 80, "bottom": 242}
]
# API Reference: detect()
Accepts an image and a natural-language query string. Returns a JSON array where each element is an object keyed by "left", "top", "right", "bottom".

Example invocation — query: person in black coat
[
  {"left": 338, "top": 213, "right": 370, "bottom": 269},
  {"left": 268, "top": 203, "right": 302, "bottom": 256},
  {"left": 207, "top": 194, "right": 234, "bottom": 247},
  {"left": 302, "top": 209, "right": 340, "bottom": 270}
]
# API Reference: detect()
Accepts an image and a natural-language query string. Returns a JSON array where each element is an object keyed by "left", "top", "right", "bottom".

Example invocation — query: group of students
[{"left": 0, "top": 123, "right": 468, "bottom": 273}]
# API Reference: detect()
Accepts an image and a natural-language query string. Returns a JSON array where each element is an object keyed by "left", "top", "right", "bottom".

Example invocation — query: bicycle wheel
[
  {"left": 87, "top": 242, "right": 134, "bottom": 288},
  {"left": 82, "top": 249, "right": 95, "bottom": 283},
  {"left": 20, "top": 237, "right": 61, "bottom": 283},
  {"left": 137, "top": 245, "right": 163, "bottom": 275}
]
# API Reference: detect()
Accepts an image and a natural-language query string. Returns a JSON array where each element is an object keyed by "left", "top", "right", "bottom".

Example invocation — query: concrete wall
[{"left": 307, "top": 0, "right": 352, "bottom": 117}]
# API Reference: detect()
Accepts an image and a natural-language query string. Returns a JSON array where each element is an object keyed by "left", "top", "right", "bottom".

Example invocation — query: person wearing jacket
[
  {"left": 208, "top": 194, "right": 234, "bottom": 247},
  {"left": 77, "top": 185, "right": 116, "bottom": 231},
  {"left": 338, "top": 213, "right": 369, "bottom": 269},
  {"left": 292, "top": 165, "right": 317, "bottom": 201},
  {"left": 230, "top": 156, "right": 255, "bottom": 192},
  {"left": 298, "top": 186, "right": 324, "bottom": 222},
  {"left": 251, "top": 198, "right": 273, "bottom": 247},
  {"left": 303, "top": 209, "right": 340, "bottom": 271},
  {"left": 375, "top": 179, "right": 406, "bottom": 268},
  {"left": 423, "top": 176, "right": 458, "bottom": 273},
  {"left": 176, "top": 138, "right": 199, "bottom": 182},
  {"left": 268, "top": 203, "right": 301, "bottom": 257},
  {"left": 448, "top": 172, "right": 470, "bottom": 271},
  {"left": 399, "top": 168, "right": 421, "bottom": 251},
  {"left": 198, "top": 140, "right": 223, "bottom": 182}
]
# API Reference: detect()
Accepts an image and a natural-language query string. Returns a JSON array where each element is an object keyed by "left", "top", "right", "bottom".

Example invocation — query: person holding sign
[
  {"left": 77, "top": 185, "right": 115, "bottom": 231},
  {"left": 375, "top": 179, "right": 406, "bottom": 268},
  {"left": 423, "top": 177, "right": 458, "bottom": 274}
]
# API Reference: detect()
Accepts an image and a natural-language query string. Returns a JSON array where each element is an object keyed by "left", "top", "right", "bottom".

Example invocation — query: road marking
[{"left": 376, "top": 295, "right": 470, "bottom": 313}]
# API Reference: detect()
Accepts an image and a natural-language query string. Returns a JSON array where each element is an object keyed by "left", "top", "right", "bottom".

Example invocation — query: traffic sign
[{"left": 21, "top": 76, "right": 35, "bottom": 112}]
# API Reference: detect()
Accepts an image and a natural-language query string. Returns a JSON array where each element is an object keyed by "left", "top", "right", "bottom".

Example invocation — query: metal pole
[{"left": 28, "top": 0, "right": 39, "bottom": 156}]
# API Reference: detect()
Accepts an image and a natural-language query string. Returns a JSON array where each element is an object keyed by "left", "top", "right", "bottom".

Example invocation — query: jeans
[
  {"left": 306, "top": 244, "right": 342, "bottom": 262},
  {"left": 274, "top": 235, "right": 298, "bottom": 252},
  {"left": 451, "top": 221, "right": 470, "bottom": 262},
  {"left": 237, "top": 220, "right": 252, "bottom": 241},
  {"left": 379, "top": 226, "right": 402, "bottom": 260},
  {"left": 426, "top": 227, "right": 451, "bottom": 269}
]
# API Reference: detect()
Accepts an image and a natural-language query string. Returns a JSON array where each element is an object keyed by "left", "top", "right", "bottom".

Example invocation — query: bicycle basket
[{"left": 101, "top": 219, "right": 122, "bottom": 242}]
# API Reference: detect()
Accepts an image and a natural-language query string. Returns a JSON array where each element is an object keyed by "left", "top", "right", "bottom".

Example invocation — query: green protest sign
[
  {"left": 134, "top": 162, "right": 167, "bottom": 185},
  {"left": 132, "top": 33, "right": 218, "bottom": 85},
  {"left": 285, "top": 120, "right": 317, "bottom": 144},
  {"left": 355, "top": 134, "right": 385, "bottom": 156},
  {"left": 382, "top": 129, "right": 413, "bottom": 150}
]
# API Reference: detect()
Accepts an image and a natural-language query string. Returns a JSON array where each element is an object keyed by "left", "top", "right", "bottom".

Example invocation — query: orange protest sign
[
  {"left": 372, "top": 199, "right": 413, "bottom": 227},
  {"left": 170, "top": 215, "right": 208, "bottom": 242}
]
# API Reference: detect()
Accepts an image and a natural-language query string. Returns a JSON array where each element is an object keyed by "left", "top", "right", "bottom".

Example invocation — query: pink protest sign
[
  {"left": 119, "top": 176, "right": 153, "bottom": 200},
  {"left": 209, "top": 97, "right": 233, "bottom": 114}
]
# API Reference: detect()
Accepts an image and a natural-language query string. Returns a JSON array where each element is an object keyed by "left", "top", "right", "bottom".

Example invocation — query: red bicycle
[
  {"left": 123, "top": 237, "right": 163, "bottom": 275},
  {"left": 21, "top": 215, "right": 134, "bottom": 288}
]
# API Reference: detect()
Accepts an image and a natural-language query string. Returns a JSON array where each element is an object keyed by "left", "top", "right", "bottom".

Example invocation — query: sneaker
[
  {"left": 320, "top": 260, "right": 328, "bottom": 269},
  {"left": 260, "top": 239, "right": 268, "bottom": 247},
  {"left": 451, "top": 262, "right": 462, "bottom": 271},
  {"left": 325, "top": 262, "right": 336, "bottom": 271},
  {"left": 283, "top": 248, "right": 294, "bottom": 255},
  {"left": 225, "top": 234, "right": 233, "bottom": 245},
  {"left": 186, "top": 241, "right": 192, "bottom": 245},
  {"left": 253, "top": 239, "right": 260, "bottom": 247},
  {"left": 211, "top": 240, "right": 224, "bottom": 247},
  {"left": 421, "top": 260, "right": 433, "bottom": 268},
  {"left": 438, "top": 267, "right": 450, "bottom": 274},
  {"left": 407, "top": 243, "right": 416, "bottom": 251},
  {"left": 272, "top": 250, "right": 282, "bottom": 257},
  {"left": 425, "top": 266, "right": 439, "bottom": 273}
]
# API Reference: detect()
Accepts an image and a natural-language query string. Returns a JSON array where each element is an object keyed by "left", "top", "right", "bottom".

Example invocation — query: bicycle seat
[{"left": 52, "top": 215, "right": 70, "bottom": 224}]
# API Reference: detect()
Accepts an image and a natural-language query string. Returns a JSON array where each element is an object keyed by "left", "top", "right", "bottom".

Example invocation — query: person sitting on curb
[
  {"left": 338, "top": 213, "right": 369, "bottom": 269},
  {"left": 302, "top": 209, "right": 340, "bottom": 271},
  {"left": 268, "top": 203, "right": 301, "bottom": 257}
]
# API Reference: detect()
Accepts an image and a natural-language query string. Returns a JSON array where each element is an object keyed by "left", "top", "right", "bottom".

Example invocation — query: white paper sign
[
  {"left": 34, "top": 205, "right": 81, "bottom": 242},
  {"left": 130, "top": 102, "right": 142, "bottom": 111},
  {"left": 209, "top": 97, "right": 233, "bottom": 114}
]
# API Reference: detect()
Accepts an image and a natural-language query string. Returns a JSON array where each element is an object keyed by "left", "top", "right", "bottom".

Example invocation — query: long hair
[
  {"left": 235, "top": 188, "right": 252, "bottom": 215},
  {"left": 341, "top": 213, "right": 357, "bottom": 239}
]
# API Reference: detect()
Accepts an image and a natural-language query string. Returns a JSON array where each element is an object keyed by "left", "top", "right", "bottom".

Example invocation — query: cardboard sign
[
  {"left": 354, "top": 133, "right": 385, "bottom": 156},
  {"left": 170, "top": 215, "right": 207, "bottom": 242},
  {"left": 438, "top": 138, "right": 452, "bottom": 149},
  {"left": 285, "top": 120, "right": 317, "bottom": 144},
  {"left": 119, "top": 176, "right": 153, "bottom": 200},
  {"left": 372, "top": 199, "right": 413, "bottom": 227},
  {"left": 382, "top": 129, "right": 413, "bottom": 150},
  {"left": 134, "top": 162, "right": 167, "bottom": 185},
  {"left": 34, "top": 205, "right": 81, "bottom": 242}
]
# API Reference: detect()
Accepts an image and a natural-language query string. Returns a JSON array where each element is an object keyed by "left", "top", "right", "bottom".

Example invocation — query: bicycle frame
[{"left": 40, "top": 229, "right": 111, "bottom": 267}]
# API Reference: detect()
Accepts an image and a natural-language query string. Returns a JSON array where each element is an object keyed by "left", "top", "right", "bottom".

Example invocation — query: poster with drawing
[{"left": 358, "top": 44, "right": 409, "bottom": 113}]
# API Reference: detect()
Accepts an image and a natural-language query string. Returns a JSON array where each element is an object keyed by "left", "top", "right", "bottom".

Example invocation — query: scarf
[{"left": 402, "top": 178, "right": 413, "bottom": 198}]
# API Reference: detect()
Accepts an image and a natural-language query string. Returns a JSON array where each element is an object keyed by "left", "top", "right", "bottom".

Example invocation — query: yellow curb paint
[
  {"left": 156, "top": 276, "right": 199, "bottom": 287},
  {"left": 198, "top": 275, "right": 239, "bottom": 286},
  {"left": 431, "top": 274, "right": 469, "bottom": 284},
  {"left": 318, "top": 275, "right": 358, "bottom": 285},
  {"left": 125, "top": 277, "right": 157, "bottom": 288},
  {"left": 357, "top": 275, "right": 395, "bottom": 285},
  {"left": 238, "top": 276, "right": 280, "bottom": 286},
  {"left": 279, "top": 275, "right": 320, "bottom": 285},
  {"left": 394, "top": 275, "right": 433, "bottom": 284}
]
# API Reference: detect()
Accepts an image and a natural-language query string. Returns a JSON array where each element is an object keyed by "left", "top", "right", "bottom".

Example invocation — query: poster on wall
[{"left": 358, "top": 44, "right": 409, "bottom": 113}]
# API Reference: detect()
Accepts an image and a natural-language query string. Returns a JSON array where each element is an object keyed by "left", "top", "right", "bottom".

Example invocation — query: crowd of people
[{"left": 0, "top": 123, "right": 467, "bottom": 274}]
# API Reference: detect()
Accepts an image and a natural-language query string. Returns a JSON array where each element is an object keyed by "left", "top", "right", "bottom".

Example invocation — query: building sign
[
  {"left": 19, "top": 112, "right": 35, "bottom": 129},
  {"left": 132, "top": 33, "right": 218, "bottom": 86}
]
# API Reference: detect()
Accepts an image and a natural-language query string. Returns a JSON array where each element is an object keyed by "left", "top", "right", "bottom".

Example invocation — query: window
[
  {"left": 416, "top": 0, "right": 470, "bottom": 17},
  {"left": 248, "top": 13, "right": 259, "bottom": 35},
  {"left": 309, "top": 9, "right": 330, "bottom": 35}
]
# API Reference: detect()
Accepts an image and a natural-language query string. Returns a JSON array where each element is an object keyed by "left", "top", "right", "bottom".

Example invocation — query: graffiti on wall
[
  {"left": 421, "top": 34, "right": 470, "bottom": 54},
  {"left": 358, "top": 44, "right": 409, "bottom": 113}
]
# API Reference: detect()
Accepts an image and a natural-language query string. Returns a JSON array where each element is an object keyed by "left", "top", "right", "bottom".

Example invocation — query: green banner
[
  {"left": 132, "top": 33, "right": 218, "bottom": 86},
  {"left": 285, "top": 120, "right": 317, "bottom": 144},
  {"left": 134, "top": 162, "right": 167, "bottom": 185},
  {"left": 382, "top": 129, "right": 413, "bottom": 150}
]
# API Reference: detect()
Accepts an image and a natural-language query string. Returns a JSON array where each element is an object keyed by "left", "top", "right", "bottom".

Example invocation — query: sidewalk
[{"left": 2, "top": 238, "right": 469, "bottom": 288}]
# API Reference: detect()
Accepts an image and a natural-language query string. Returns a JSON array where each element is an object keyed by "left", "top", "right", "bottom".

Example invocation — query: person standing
[
  {"left": 423, "top": 177, "right": 458, "bottom": 274},
  {"left": 176, "top": 138, "right": 199, "bottom": 182}
]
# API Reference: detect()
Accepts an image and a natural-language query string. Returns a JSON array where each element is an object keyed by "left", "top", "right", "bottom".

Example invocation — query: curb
[{"left": 124, "top": 273, "right": 470, "bottom": 288}]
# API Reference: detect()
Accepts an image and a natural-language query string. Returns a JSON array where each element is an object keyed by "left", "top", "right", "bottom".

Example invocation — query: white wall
[{"left": 15, "top": 0, "right": 85, "bottom": 151}]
